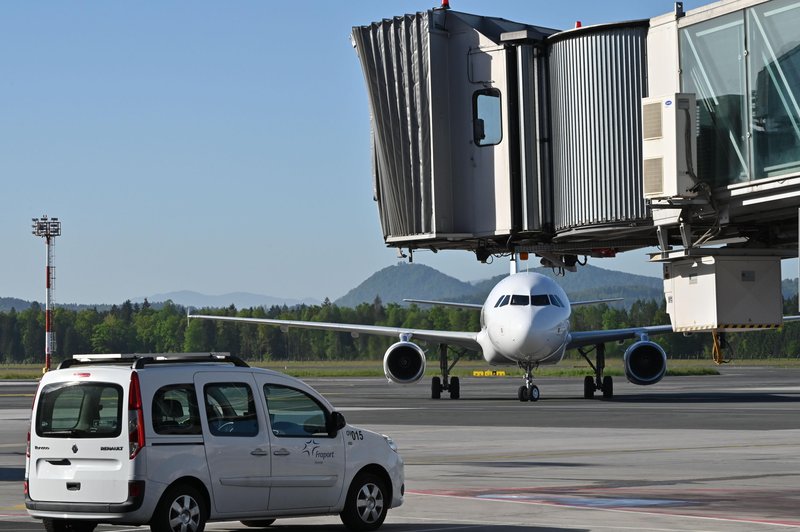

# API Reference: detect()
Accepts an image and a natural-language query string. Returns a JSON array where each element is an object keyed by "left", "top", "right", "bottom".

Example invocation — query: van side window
[
  {"left": 203, "top": 383, "right": 258, "bottom": 437},
  {"left": 263, "top": 384, "right": 330, "bottom": 438},
  {"left": 152, "top": 385, "right": 201, "bottom": 435},
  {"left": 35, "top": 382, "right": 122, "bottom": 438}
]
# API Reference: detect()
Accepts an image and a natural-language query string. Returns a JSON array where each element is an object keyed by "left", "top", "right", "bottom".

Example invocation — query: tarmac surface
[{"left": 1, "top": 365, "right": 800, "bottom": 531}]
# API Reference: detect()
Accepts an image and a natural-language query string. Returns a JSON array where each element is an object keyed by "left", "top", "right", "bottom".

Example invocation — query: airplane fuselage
[{"left": 477, "top": 272, "right": 571, "bottom": 367}]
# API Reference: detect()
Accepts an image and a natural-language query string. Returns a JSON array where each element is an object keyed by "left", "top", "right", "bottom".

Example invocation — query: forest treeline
[{"left": 1, "top": 296, "right": 799, "bottom": 364}]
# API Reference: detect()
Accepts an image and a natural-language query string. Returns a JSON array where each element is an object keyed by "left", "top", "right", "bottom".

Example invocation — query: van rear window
[{"left": 36, "top": 382, "right": 122, "bottom": 438}]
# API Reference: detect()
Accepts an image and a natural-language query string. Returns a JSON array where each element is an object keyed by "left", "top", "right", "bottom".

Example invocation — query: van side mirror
[{"left": 327, "top": 411, "right": 346, "bottom": 436}]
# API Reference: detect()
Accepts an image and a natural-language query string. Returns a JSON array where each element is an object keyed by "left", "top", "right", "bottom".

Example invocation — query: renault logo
[{"left": 72, "top": 444, "right": 78, "bottom": 454}]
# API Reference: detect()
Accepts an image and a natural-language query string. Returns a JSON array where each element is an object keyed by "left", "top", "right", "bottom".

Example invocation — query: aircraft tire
[
  {"left": 517, "top": 386, "right": 529, "bottom": 402},
  {"left": 449, "top": 377, "right": 460, "bottom": 399},
  {"left": 431, "top": 377, "right": 441, "bottom": 399},
  {"left": 583, "top": 376, "right": 595, "bottom": 399},
  {"left": 529, "top": 385, "right": 540, "bottom": 402},
  {"left": 602, "top": 376, "right": 614, "bottom": 399}
]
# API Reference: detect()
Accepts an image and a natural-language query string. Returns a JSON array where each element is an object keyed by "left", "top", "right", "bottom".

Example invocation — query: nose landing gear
[{"left": 517, "top": 362, "right": 540, "bottom": 402}]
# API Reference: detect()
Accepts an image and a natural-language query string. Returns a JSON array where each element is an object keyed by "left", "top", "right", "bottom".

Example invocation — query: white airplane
[{"left": 188, "top": 261, "right": 677, "bottom": 402}]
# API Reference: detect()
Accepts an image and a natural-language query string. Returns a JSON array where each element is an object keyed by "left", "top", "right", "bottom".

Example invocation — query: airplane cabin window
[
  {"left": 549, "top": 294, "right": 565, "bottom": 308},
  {"left": 531, "top": 294, "right": 550, "bottom": 306},
  {"left": 510, "top": 295, "right": 530, "bottom": 306}
]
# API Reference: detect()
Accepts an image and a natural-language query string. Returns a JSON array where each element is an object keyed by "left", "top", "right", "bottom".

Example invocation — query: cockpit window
[
  {"left": 495, "top": 295, "right": 510, "bottom": 308},
  {"left": 510, "top": 295, "right": 530, "bottom": 306},
  {"left": 549, "top": 294, "right": 565, "bottom": 308},
  {"left": 531, "top": 294, "right": 550, "bottom": 306}
]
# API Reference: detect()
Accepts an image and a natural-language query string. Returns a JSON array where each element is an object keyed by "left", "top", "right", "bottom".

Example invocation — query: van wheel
[
  {"left": 150, "top": 484, "right": 207, "bottom": 532},
  {"left": 339, "top": 472, "right": 388, "bottom": 531},
  {"left": 43, "top": 519, "right": 96, "bottom": 532},
  {"left": 240, "top": 520, "right": 275, "bottom": 528}
]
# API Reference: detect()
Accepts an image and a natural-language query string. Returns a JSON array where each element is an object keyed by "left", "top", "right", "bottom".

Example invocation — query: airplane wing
[
  {"left": 567, "top": 324, "right": 674, "bottom": 350},
  {"left": 403, "top": 299, "right": 483, "bottom": 310},
  {"left": 568, "top": 315, "right": 800, "bottom": 350},
  {"left": 188, "top": 314, "right": 481, "bottom": 351},
  {"left": 571, "top": 298, "right": 624, "bottom": 306}
]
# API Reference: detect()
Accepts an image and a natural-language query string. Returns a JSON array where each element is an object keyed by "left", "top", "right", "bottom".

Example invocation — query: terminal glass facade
[{"left": 680, "top": 0, "right": 800, "bottom": 187}]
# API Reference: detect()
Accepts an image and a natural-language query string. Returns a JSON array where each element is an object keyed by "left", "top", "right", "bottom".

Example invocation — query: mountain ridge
[{"left": 4, "top": 264, "right": 798, "bottom": 312}]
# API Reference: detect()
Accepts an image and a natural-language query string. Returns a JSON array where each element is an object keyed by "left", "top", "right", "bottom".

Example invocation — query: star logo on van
[{"left": 302, "top": 439, "right": 319, "bottom": 457}]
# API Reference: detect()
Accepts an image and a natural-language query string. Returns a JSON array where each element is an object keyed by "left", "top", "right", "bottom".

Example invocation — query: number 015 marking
[{"left": 346, "top": 430, "right": 364, "bottom": 441}]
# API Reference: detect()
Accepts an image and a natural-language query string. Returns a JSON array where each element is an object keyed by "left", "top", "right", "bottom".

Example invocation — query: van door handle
[
  {"left": 250, "top": 448, "right": 269, "bottom": 456},
  {"left": 273, "top": 448, "right": 290, "bottom": 456}
]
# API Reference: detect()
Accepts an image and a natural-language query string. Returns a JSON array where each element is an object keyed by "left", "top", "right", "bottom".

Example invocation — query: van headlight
[{"left": 382, "top": 434, "right": 398, "bottom": 453}]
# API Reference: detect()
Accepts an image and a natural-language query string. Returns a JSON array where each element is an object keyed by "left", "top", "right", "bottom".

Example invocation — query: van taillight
[{"left": 128, "top": 372, "right": 145, "bottom": 459}]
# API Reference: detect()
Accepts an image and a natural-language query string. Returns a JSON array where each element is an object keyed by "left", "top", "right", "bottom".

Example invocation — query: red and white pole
[
  {"left": 32, "top": 215, "right": 60, "bottom": 373},
  {"left": 45, "top": 238, "right": 54, "bottom": 372}
]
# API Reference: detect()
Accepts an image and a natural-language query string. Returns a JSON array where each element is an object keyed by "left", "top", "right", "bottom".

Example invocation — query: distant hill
[
  {"left": 0, "top": 297, "right": 36, "bottom": 312},
  {"left": 335, "top": 263, "right": 475, "bottom": 308},
  {"left": 4, "top": 268, "right": 798, "bottom": 312},
  {"left": 133, "top": 291, "right": 320, "bottom": 310},
  {"left": 0, "top": 298, "right": 112, "bottom": 313},
  {"left": 336, "top": 263, "right": 665, "bottom": 308}
]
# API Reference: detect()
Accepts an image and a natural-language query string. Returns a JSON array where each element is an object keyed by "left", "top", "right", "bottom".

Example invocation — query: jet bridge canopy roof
[{"left": 352, "top": 0, "right": 800, "bottom": 264}]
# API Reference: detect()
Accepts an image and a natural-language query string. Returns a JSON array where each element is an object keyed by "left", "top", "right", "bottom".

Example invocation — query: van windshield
[{"left": 36, "top": 382, "right": 123, "bottom": 438}]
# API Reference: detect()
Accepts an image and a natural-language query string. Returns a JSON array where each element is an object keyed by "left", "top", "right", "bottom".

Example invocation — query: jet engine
[
  {"left": 383, "top": 341, "right": 426, "bottom": 384},
  {"left": 623, "top": 340, "right": 667, "bottom": 385}
]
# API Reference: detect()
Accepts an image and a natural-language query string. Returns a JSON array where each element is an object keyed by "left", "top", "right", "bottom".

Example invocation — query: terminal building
[{"left": 351, "top": 0, "right": 800, "bottom": 333}]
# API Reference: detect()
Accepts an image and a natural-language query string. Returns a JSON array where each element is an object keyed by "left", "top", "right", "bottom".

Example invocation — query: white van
[{"left": 25, "top": 353, "right": 404, "bottom": 532}]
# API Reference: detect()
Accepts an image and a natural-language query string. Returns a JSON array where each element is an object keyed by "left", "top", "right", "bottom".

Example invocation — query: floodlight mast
[{"left": 31, "top": 215, "right": 61, "bottom": 373}]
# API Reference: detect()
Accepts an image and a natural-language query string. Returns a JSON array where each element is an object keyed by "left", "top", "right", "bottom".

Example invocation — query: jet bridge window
[
  {"left": 680, "top": 0, "right": 800, "bottom": 184},
  {"left": 473, "top": 88, "right": 502, "bottom": 146},
  {"left": 748, "top": 0, "right": 800, "bottom": 180}
]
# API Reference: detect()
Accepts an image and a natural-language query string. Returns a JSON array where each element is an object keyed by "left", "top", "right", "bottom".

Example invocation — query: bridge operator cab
[{"left": 25, "top": 353, "right": 404, "bottom": 532}]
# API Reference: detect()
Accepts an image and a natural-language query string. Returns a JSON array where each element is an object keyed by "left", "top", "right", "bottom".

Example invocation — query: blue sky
[{"left": 4, "top": 0, "right": 787, "bottom": 305}]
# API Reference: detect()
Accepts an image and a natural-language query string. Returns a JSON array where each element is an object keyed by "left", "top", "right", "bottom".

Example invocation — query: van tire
[
  {"left": 339, "top": 472, "right": 388, "bottom": 531},
  {"left": 43, "top": 519, "right": 96, "bottom": 532},
  {"left": 240, "top": 520, "right": 276, "bottom": 528},
  {"left": 150, "top": 484, "right": 207, "bottom": 532}
]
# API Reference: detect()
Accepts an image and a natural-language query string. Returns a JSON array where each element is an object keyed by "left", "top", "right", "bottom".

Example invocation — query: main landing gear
[
  {"left": 517, "top": 361, "right": 540, "bottom": 402},
  {"left": 579, "top": 343, "right": 613, "bottom": 399},
  {"left": 431, "top": 343, "right": 461, "bottom": 399}
]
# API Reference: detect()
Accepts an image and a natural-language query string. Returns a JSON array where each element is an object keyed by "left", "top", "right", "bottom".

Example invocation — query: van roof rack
[{"left": 58, "top": 352, "right": 249, "bottom": 370}]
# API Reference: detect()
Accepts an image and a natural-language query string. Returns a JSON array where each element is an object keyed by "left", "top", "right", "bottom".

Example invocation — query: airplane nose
[{"left": 520, "top": 312, "right": 567, "bottom": 357}]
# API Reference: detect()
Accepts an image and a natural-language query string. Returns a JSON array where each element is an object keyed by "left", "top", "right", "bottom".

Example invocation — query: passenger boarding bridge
[{"left": 352, "top": 0, "right": 800, "bottom": 333}]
